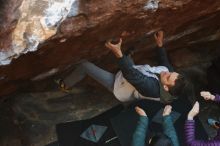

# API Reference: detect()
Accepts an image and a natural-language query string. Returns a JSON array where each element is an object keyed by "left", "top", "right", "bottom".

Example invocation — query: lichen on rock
[{"left": 1, "top": 0, "right": 79, "bottom": 66}]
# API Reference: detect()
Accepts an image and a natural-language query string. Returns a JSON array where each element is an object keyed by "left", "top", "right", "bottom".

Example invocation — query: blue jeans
[{"left": 63, "top": 61, "right": 115, "bottom": 92}]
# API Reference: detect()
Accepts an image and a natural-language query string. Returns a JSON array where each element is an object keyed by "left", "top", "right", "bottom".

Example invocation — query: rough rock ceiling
[{"left": 0, "top": 0, "right": 220, "bottom": 98}]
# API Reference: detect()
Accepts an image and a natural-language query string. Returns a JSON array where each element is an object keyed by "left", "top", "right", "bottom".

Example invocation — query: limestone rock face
[
  {"left": 0, "top": 0, "right": 79, "bottom": 65},
  {"left": 1, "top": 1, "right": 220, "bottom": 146},
  {"left": 0, "top": 0, "right": 220, "bottom": 96}
]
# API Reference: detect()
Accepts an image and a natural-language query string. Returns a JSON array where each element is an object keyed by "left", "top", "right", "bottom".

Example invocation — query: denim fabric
[{"left": 64, "top": 61, "right": 115, "bottom": 92}]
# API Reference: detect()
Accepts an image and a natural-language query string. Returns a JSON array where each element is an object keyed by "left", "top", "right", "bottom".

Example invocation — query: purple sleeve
[
  {"left": 214, "top": 94, "right": 220, "bottom": 103},
  {"left": 185, "top": 120, "right": 220, "bottom": 146}
]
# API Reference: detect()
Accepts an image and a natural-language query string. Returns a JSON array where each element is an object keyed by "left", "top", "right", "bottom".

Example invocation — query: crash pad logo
[{"left": 80, "top": 125, "right": 107, "bottom": 143}]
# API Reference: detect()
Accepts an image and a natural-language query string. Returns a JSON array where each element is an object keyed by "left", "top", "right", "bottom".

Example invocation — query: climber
[
  {"left": 57, "top": 31, "right": 189, "bottom": 103},
  {"left": 105, "top": 30, "right": 190, "bottom": 103}
]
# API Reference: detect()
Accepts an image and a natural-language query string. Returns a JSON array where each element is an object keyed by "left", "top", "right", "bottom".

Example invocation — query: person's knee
[
  {"left": 80, "top": 61, "right": 99, "bottom": 73},
  {"left": 80, "top": 60, "right": 92, "bottom": 68}
]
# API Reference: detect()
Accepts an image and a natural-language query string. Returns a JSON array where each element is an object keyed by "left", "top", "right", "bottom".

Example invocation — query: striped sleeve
[
  {"left": 214, "top": 94, "right": 220, "bottom": 103},
  {"left": 185, "top": 120, "right": 220, "bottom": 146}
]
